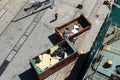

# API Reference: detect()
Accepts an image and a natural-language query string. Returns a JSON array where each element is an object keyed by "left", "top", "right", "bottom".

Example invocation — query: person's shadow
[
  {"left": 50, "top": 18, "right": 57, "bottom": 23},
  {"left": 50, "top": 13, "right": 58, "bottom": 23}
]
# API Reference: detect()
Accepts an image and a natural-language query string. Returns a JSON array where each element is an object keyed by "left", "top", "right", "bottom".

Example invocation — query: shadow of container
[
  {"left": 65, "top": 54, "right": 88, "bottom": 80},
  {"left": 48, "top": 33, "right": 60, "bottom": 45},
  {"left": 19, "top": 68, "right": 39, "bottom": 80}
]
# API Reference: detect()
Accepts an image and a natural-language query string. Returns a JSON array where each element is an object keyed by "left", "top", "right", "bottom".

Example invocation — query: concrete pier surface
[
  {"left": 0, "top": 0, "right": 110, "bottom": 80},
  {"left": 74, "top": 0, "right": 109, "bottom": 53}
]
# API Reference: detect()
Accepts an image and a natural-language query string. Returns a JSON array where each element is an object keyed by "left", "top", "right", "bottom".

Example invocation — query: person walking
[
  {"left": 50, "top": 8, "right": 58, "bottom": 23},
  {"left": 54, "top": 8, "right": 58, "bottom": 20},
  {"left": 55, "top": 13, "right": 58, "bottom": 20}
]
